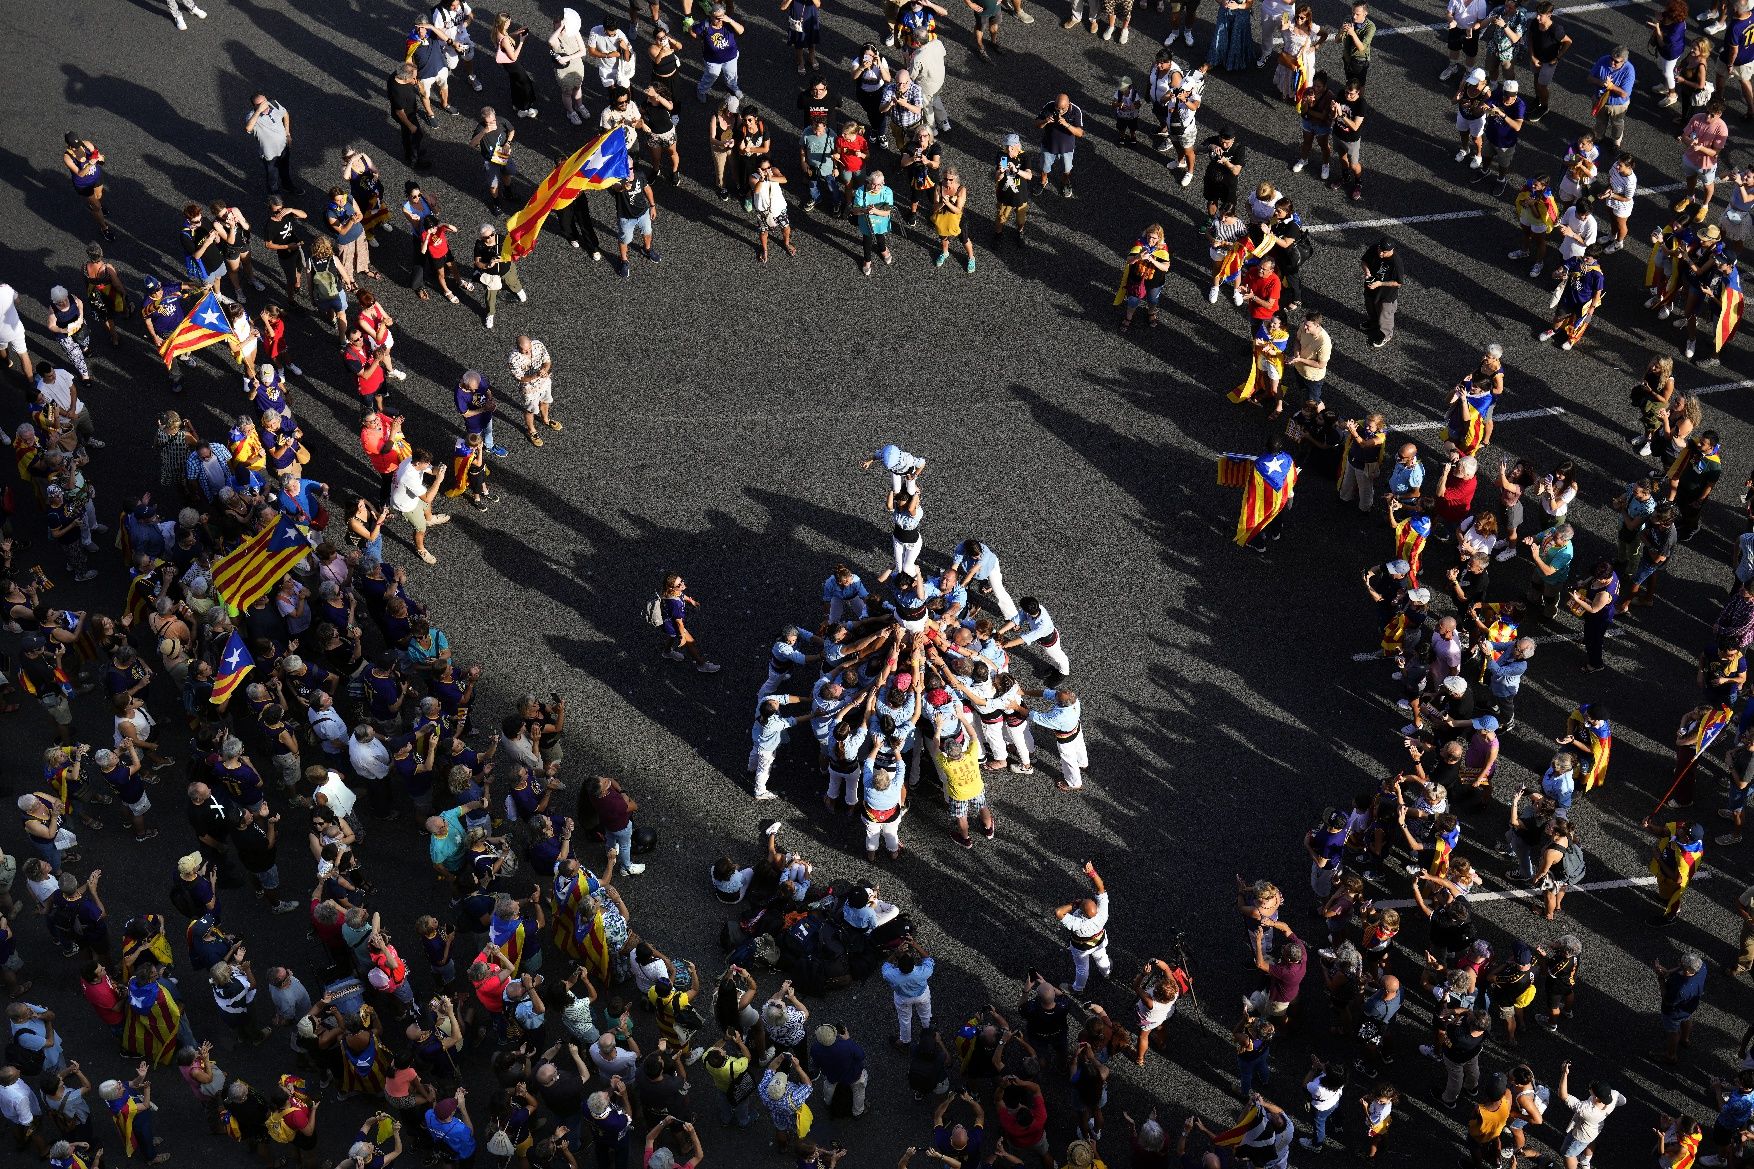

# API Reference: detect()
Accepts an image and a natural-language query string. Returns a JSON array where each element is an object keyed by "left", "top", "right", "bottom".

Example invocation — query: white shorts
[
  {"left": 419, "top": 68, "right": 451, "bottom": 95},
  {"left": 521, "top": 381, "right": 554, "bottom": 409},
  {"left": 0, "top": 329, "right": 25, "bottom": 356},
  {"left": 1517, "top": 208, "right": 1552, "bottom": 233},
  {"left": 1732, "top": 59, "right": 1754, "bottom": 84},
  {"left": 1604, "top": 197, "right": 1635, "bottom": 220},
  {"left": 1457, "top": 113, "right": 1486, "bottom": 137},
  {"left": 124, "top": 793, "right": 151, "bottom": 817}
]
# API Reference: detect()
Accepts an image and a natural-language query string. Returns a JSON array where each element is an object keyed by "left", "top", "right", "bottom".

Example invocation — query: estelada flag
[
  {"left": 1717, "top": 263, "right": 1744, "bottom": 352},
  {"left": 1217, "top": 452, "right": 1298, "bottom": 547},
  {"left": 156, "top": 289, "right": 234, "bottom": 368},
  {"left": 1442, "top": 379, "right": 1494, "bottom": 456},
  {"left": 1569, "top": 705, "right": 1612, "bottom": 792},
  {"left": 502, "top": 126, "right": 633, "bottom": 262},
  {"left": 1211, "top": 1105, "right": 1263, "bottom": 1147},
  {"left": 122, "top": 977, "right": 182, "bottom": 1066},
  {"left": 487, "top": 912, "right": 527, "bottom": 973},
  {"left": 211, "top": 516, "right": 312, "bottom": 616},
  {"left": 211, "top": 630, "right": 254, "bottom": 706}
]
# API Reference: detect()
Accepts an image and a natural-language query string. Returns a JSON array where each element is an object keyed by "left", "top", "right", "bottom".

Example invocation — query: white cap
[
  {"left": 1407, "top": 588, "right": 1432, "bottom": 605},
  {"left": 1501, "top": 79, "right": 1519, "bottom": 93},
  {"left": 1465, "top": 67, "right": 1487, "bottom": 85}
]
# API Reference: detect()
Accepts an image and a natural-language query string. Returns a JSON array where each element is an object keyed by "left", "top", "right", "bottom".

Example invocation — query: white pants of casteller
[
  {"left": 893, "top": 535, "right": 922, "bottom": 576},
  {"left": 1068, "top": 939, "right": 1112, "bottom": 992},
  {"left": 979, "top": 720, "right": 1033, "bottom": 766},
  {"left": 827, "top": 595, "right": 868, "bottom": 624},
  {"left": 1056, "top": 732, "right": 1088, "bottom": 789},
  {"left": 826, "top": 766, "right": 860, "bottom": 806},
  {"left": 1033, "top": 639, "right": 1072, "bottom": 676},
  {"left": 894, "top": 989, "right": 932, "bottom": 1042},
  {"left": 749, "top": 746, "right": 777, "bottom": 796},
  {"left": 864, "top": 817, "right": 901, "bottom": 855},
  {"left": 755, "top": 667, "right": 790, "bottom": 701},
  {"left": 980, "top": 565, "right": 1019, "bottom": 620}
]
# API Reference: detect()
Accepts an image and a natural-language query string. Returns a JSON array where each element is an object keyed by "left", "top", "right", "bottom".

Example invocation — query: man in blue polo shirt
[
  {"left": 1590, "top": 44, "right": 1634, "bottom": 149},
  {"left": 453, "top": 370, "right": 505, "bottom": 458},
  {"left": 809, "top": 1023, "right": 868, "bottom": 1116}
]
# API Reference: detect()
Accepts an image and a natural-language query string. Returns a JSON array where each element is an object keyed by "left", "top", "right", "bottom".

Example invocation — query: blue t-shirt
[
  {"left": 328, "top": 197, "right": 365, "bottom": 244},
  {"left": 427, "top": 1113, "right": 476, "bottom": 1158},
  {"left": 1728, "top": 15, "right": 1754, "bottom": 67},
  {"left": 1662, "top": 967, "right": 1707, "bottom": 1014},
  {"left": 1592, "top": 56, "right": 1635, "bottom": 108},
  {"left": 1483, "top": 97, "right": 1524, "bottom": 149},
  {"left": 697, "top": 22, "right": 739, "bottom": 63},
  {"left": 662, "top": 596, "right": 686, "bottom": 637}
]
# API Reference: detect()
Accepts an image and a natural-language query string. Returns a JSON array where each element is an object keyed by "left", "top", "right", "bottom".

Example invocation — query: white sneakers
[
  {"left": 1291, "top": 160, "right": 1306, "bottom": 173},
  {"left": 1119, "top": 26, "right": 1129, "bottom": 42},
  {"left": 428, "top": 514, "right": 452, "bottom": 525},
  {"left": 1455, "top": 148, "right": 1468, "bottom": 163},
  {"left": 484, "top": 313, "right": 495, "bottom": 330},
  {"left": 389, "top": 368, "right": 408, "bottom": 380},
  {"left": 1469, "top": 155, "right": 1482, "bottom": 170},
  {"left": 1179, "top": 170, "right": 1191, "bottom": 187},
  {"left": 515, "top": 289, "right": 528, "bottom": 302},
  {"left": 1319, "top": 164, "right": 1330, "bottom": 181},
  {"left": 1208, "top": 286, "right": 1220, "bottom": 303},
  {"left": 418, "top": 549, "right": 438, "bottom": 564}
]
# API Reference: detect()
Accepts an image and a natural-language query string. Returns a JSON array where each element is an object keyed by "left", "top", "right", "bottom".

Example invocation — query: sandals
[
  {"left": 545, "top": 419, "right": 563, "bottom": 431},
  {"left": 417, "top": 289, "right": 431, "bottom": 301},
  {"left": 528, "top": 433, "right": 544, "bottom": 447},
  {"left": 444, "top": 292, "right": 460, "bottom": 304}
]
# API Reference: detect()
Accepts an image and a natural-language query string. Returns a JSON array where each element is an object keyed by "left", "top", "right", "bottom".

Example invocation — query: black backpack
[{"left": 5, "top": 1032, "right": 46, "bottom": 1076}]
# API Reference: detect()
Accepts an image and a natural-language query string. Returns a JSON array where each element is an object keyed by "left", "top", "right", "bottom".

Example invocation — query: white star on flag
[
  {"left": 1263, "top": 455, "right": 1288, "bottom": 475},
  {"left": 199, "top": 307, "right": 224, "bottom": 328},
  {"left": 224, "top": 648, "right": 243, "bottom": 670}
]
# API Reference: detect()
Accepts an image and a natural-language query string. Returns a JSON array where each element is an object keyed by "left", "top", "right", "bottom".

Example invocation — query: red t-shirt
[
  {"left": 836, "top": 134, "right": 867, "bottom": 174},
  {"left": 1244, "top": 270, "right": 1281, "bottom": 320},
  {"left": 261, "top": 316, "right": 285, "bottom": 361},
  {"left": 345, "top": 344, "right": 385, "bottom": 397},
  {"left": 474, "top": 971, "right": 509, "bottom": 1014},
  {"left": 83, "top": 975, "right": 125, "bottom": 1026},
  {"left": 1435, "top": 473, "right": 1480, "bottom": 524},
  {"left": 361, "top": 414, "right": 405, "bottom": 476},
  {"left": 998, "top": 1092, "right": 1047, "bottom": 1145},
  {"left": 424, "top": 226, "right": 451, "bottom": 260}
]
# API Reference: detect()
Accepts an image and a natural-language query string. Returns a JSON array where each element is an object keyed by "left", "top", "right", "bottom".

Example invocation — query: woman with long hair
[
  {"left": 63, "top": 133, "right": 113, "bottom": 239},
  {"left": 493, "top": 14, "right": 540, "bottom": 118}
]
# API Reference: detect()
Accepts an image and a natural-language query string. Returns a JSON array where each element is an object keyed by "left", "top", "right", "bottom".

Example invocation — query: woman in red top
[
  {"left": 418, "top": 216, "right": 472, "bottom": 305},
  {"left": 354, "top": 291, "right": 408, "bottom": 383},
  {"left": 82, "top": 961, "right": 125, "bottom": 1031},
  {"left": 1432, "top": 455, "right": 1480, "bottom": 536},
  {"left": 256, "top": 303, "right": 300, "bottom": 378},
  {"left": 343, "top": 327, "right": 389, "bottom": 412}
]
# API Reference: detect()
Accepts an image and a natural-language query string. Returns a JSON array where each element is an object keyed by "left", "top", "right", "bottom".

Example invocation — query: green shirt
[{"left": 1343, "top": 19, "right": 1375, "bottom": 62}]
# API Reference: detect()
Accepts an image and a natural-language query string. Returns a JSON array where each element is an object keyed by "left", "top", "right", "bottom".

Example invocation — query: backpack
[
  {"left": 309, "top": 263, "right": 341, "bottom": 303},
  {"left": 1294, "top": 227, "right": 1316, "bottom": 265},
  {"left": 168, "top": 879, "right": 197, "bottom": 918},
  {"left": 265, "top": 1108, "right": 297, "bottom": 1144},
  {"left": 4, "top": 1032, "right": 46, "bottom": 1076},
  {"left": 1560, "top": 841, "right": 1586, "bottom": 883},
  {"left": 642, "top": 593, "right": 666, "bottom": 627}
]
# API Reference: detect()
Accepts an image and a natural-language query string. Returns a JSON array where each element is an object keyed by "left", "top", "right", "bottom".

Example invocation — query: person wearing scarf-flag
[
  {"left": 1537, "top": 254, "right": 1604, "bottom": 351},
  {"left": 1665, "top": 702, "right": 1733, "bottom": 811},
  {"left": 1205, "top": 202, "right": 1253, "bottom": 304},
  {"left": 1641, "top": 817, "right": 1704, "bottom": 924},
  {"left": 1114, "top": 226, "right": 1171, "bottom": 330},
  {"left": 1556, "top": 702, "right": 1612, "bottom": 791},
  {"left": 1217, "top": 439, "right": 1299, "bottom": 552},
  {"left": 1386, "top": 496, "right": 1432, "bottom": 588},
  {"left": 1678, "top": 249, "right": 1743, "bottom": 362},
  {"left": 123, "top": 960, "right": 191, "bottom": 1067},
  {"left": 1644, "top": 197, "right": 1704, "bottom": 311},
  {"left": 101, "top": 1070, "right": 168, "bottom": 1165},
  {"left": 486, "top": 894, "right": 527, "bottom": 974},
  {"left": 1666, "top": 430, "right": 1723, "bottom": 542},
  {"left": 1228, "top": 314, "right": 1290, "bottom": 415},
  {"left": 442, "top": 433, "right": 492, "bottom": 510},
  {"left": 550, "top": 857, "right": 607, "bottom": 974},
  {"left": 49, "top": 1139, "right": 100, "bottom": 1169},
  {"left": 1443, "top": 381, "right": 1493, "bottom": 459}
]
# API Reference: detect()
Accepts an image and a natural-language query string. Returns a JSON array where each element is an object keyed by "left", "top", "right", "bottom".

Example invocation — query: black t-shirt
[
  {"left": 1020, "top": 997, "right": 1069, "bottom": 1044},
  {"left": 477, "top": 123, "right": 513, "bottom": 164},
  {"left": 613, "top": 170, "right": 652, "bottom": 220},
  {"left": 1203, "top": 139, "right": 1245, "bottom": 203},
  {"left": 234, "top": 822, "right": 277, "bottom": 871},
  {"left": 1266, "top": 220, "right": 1307, "bottom": 274},
  {"left": 1419, "top": 749, "right": 1462, "bottom": 790},
  {"left": 1677, "top": 458, "right": 1724, "bottom": 505},
  {"left": 538, "top": 1071, "right": 585, "bottom": 1119},
  {"left": 1288, "top": 410, "right": 1341, "bottom": 475},
  {"left": 1432, "top": 690, "right": 1477, "bottom": 730},
  {"left": 907, "top": 142, "right": 942, "bottom": 192},
  {"left": 473, "top": 238, "right": 506, "bottom": 277},
  {"left": 796, "top": 87, "right": 838, "bottom": 127},
  {"left": 1528, "top": 19, "right": 1568, "bottom": 62},
  {"left": 636, "top": 1074, "right": 690, "bottom": 1121},
  {"left": 1333, "top": 97, "right": 1365, "bottom": 143},
  {"left": 387, "top": 74, "right": 421, "bottom": 117},
  {"left": 1454, "top": 564, "right": 1490, "bottom": 607},
  {"left": 1445, "top": 1018, "right": 1488, "bottom": 1060},
  {"left": 1348, "top": 434, "right": 1385, "bottom": 469},
  {"left": 1363, "top": 248, "right": 1403, "bottom": 302}
]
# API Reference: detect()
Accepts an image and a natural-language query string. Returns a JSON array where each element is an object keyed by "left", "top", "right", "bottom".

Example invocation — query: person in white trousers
[
  {"left": 906, "top": 30, "right": 952, "bottom": 130},
  {"left": 862, "top": 441, "right": 926, "bottom": 493},
  {"left": 756, "top": 626, "right": 820, "bottom": 701},
  {"left": 939, "top": 657, "right": 1033, "bottom": 774},
  {"left": 998, "top": 597, "right": 1071, "bottom": 679},
  {"left": 1028, "top": 687, "right": 1086, "bottom": 790},
  {"left": 890, "top": 486, "right": 924, "bottom": 575},
  {"left": 881, "top": 941, "right": 935, "bottom": 1047},
  {"left": 820, "top": 564, "right": 870, "bottom": 625},
  {"left": 861, "top": 743, "right": 908, "bottom": 858},
  {"left": 953, "top": 538, "right": 1019, "bottom": 620},
  {"left": 1054, "top": 861, "right": 1111, "bottom": 993},
  {"left": 749, "top": 695, "right": 809, "bottom": 800}
]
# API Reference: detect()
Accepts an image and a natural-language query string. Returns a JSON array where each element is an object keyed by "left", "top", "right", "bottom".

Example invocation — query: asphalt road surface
[{"left": 4, "top": 1, "right": 1754, "bottom": 1167}]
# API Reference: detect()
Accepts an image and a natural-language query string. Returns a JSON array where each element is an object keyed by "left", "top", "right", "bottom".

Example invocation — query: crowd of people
[{"left": 9, "top": 0, "right": 1754, "bottom": 1167}]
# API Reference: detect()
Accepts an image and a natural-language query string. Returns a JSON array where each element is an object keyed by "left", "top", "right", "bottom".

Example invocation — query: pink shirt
[{"left": 1683, "top": 113, "right": 1728, "bottom": 170}]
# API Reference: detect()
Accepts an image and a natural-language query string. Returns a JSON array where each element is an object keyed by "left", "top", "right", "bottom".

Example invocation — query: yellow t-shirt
[{"left": 934, "top": 747, "right": 983, "bottom": 803}]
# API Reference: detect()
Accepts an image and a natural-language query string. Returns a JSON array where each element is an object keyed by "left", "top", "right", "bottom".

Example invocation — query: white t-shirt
[
  {"left": 588, "top": 27, "right": 634, "bottom": 88},
  {"left": 1558, "top": 208, "right": 1598, "bottom": 259},
  {"left": 1308, "top": 1078, "right": 1344, "bottom": 1112},
  {"left": 1562, "top": 1090, "right": 1626, "bottom": 1144},
  {"left": 1448, "top": 0, "right": 1488, "bottom": 26},
  {"left": 37, "top": 369, "right": 76, "bottom": 412},
  {"left": 390, "top": 460, "right": 429, "bottom": 513},
  {"left": 0, "top": 285, "right": 23, "bottom": 345}
]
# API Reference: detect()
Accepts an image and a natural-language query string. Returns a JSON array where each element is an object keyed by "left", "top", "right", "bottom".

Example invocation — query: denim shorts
[
  {"left": 1659, "top": 1006, "right": 1695, "bottom": 1032},
  {"left": 618, "top": 212, "right": 653, "bottom": 244},
  {"left": 1300, "top": 117, "right": 1330, "bottom": 137}
]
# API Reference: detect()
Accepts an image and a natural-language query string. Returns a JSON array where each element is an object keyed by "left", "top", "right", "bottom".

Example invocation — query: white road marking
[
  {"left": 1374, "top": 0, "right": 1637, "bottom": 36},
  {"left": 1695, "top": 379, "right": 1754, "bottom": 395},
  {"left": 1396, "top": 405, "right": 1567, "bottom": 433},
  {"left": 1642, "top": 181, "right": 1688, "bottom": 200},
  {"left": 1373, "top": 869, "right": 1713, "bottom": 910},
  {"left": 1350, "top": 628, "right": 1623, "bottom": 663},
  {"left": 1304, "top": 210, "right": 1488, "bottom": 233}
]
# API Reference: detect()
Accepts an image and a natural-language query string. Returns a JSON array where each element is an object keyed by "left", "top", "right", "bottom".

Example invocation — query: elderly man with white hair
[{"left": 43, "top": 285, "right": 92, "bottom": 383}]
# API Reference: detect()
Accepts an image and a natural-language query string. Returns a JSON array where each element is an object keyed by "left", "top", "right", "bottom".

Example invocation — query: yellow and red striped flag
[
  {"left": 211, "top": 517, "right": 311, "bottom": 615},
  {"left": 156, "top": 290, "right": 234, "bottom": 368},
  {"left": 502, "top": 126, "right": 633, "bottom": 262},
  {"left": 211, "top": 631, "right": 254, "bottom": 706}
]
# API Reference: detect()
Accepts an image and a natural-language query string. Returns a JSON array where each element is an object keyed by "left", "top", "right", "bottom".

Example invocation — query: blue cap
[
  {"left": 958, "top": 1024, "right": 978, "bottom": 1039},
  {"left": 1472, "top": 716, "right": 1499, "bottom": 732},
  {"left": 141, "top": 275, "right": 161, "bottom": 293}
]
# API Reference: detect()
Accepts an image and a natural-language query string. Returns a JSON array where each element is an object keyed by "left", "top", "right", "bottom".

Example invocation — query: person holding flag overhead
[
  {"left": 210, "top": 515, "right": 314, "bottom": 615},
  {"left": 1663, "top": 701, "right": 1733, "bottom": 811},
  {"left": 501, "top": 126, "right": 632, "bottom": 264},
  {"left": 1387, "top": 496, "right": 1433, "bottom": 587},
  {"left": 1218, "top": 438, "right": 1299, "bottom": 552}
]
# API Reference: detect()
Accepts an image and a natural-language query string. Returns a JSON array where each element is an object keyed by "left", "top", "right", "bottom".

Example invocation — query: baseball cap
[
  {"left": 1386, "top": 559, "right": 1410, "bottom": 575},
  {"left": 21, "top": 633, "right": 46, "bottom": 652},
  {"left": 1407, "top": 587, "right": 1432, "bottom": 605},
  {"left": 1471, "top": 715, "right": 1499, "bottom": 732},
  {"left": 1466, "top": 67, "right": 1487, "bottom": 85},
  {"left": 1501, "top": 79, "right": 1519, "bottom": 93},
  {"left": 434, "top": 1099, "right": 457, "bottom": 1121}
]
